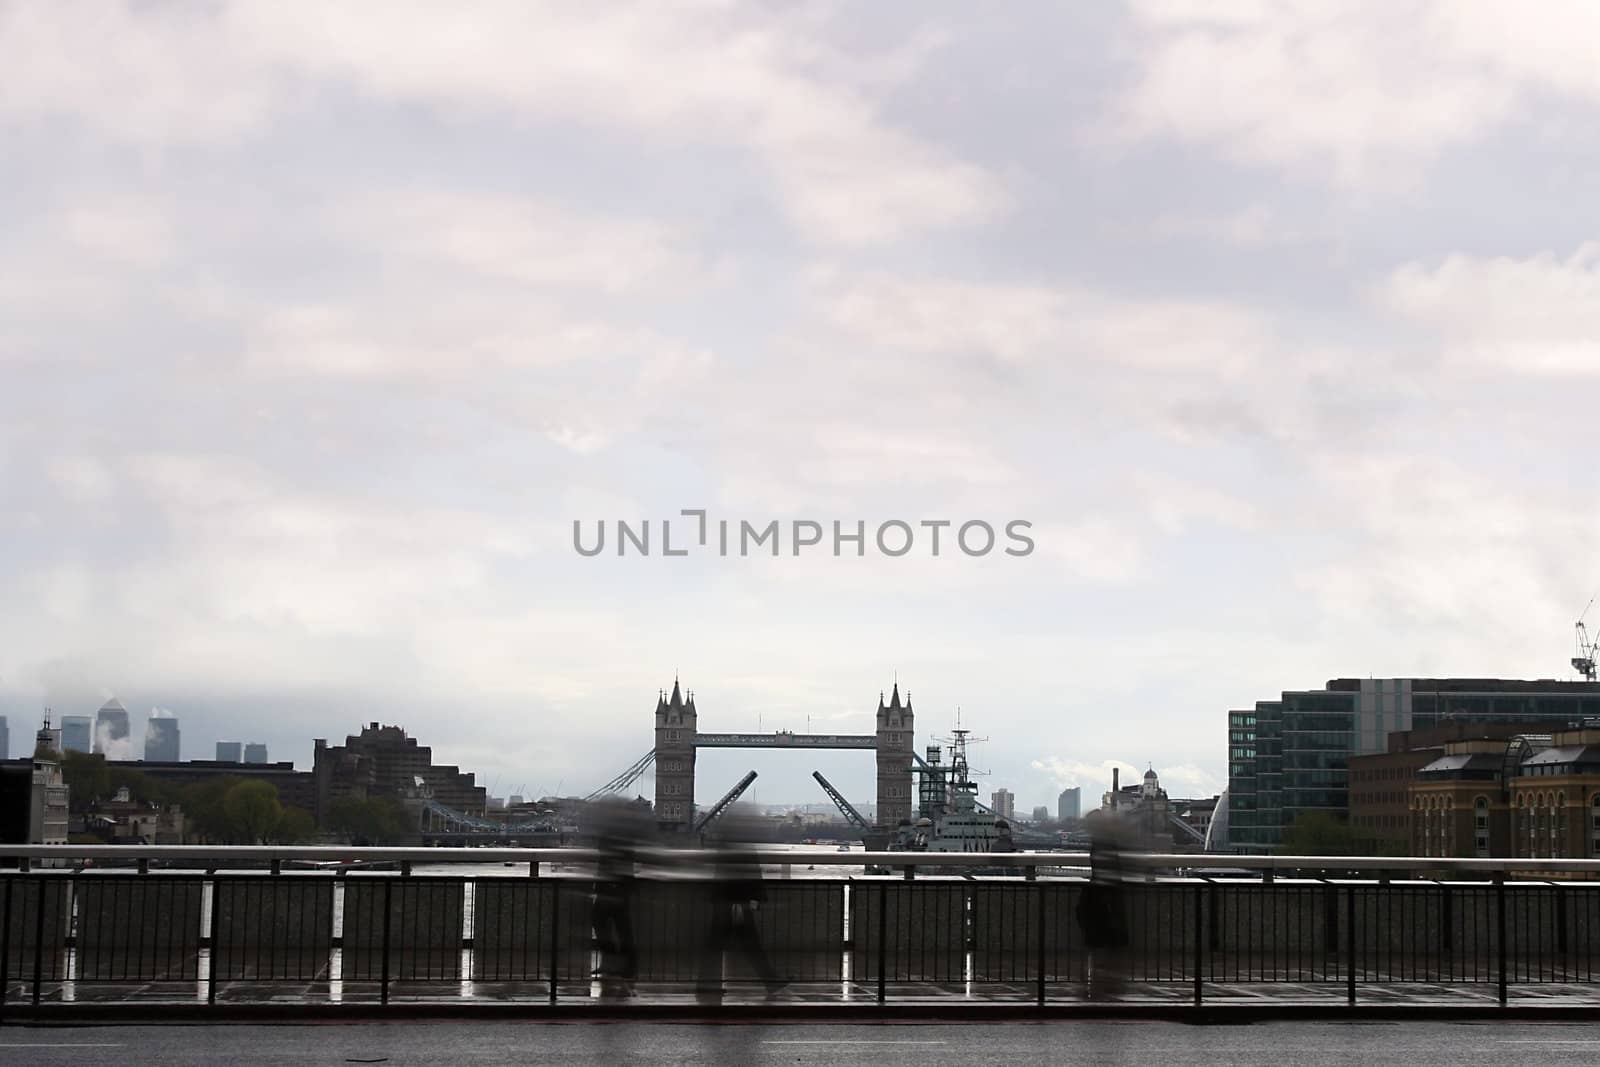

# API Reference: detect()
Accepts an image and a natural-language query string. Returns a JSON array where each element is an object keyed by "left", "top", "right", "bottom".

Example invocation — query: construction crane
[
  {"left": 693, "top": 770, "right": 758, "bottom": 834},
  {"left": 812, "top": 770, "right": 871, "bottom": 833},
  {"left": 1576, "top": 598, "right": 1599, "bottom": 682}
]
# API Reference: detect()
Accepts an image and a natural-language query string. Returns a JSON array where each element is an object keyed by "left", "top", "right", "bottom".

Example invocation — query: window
[{"left": 1474, "top": 796, "right": 1490, "bottom": 858}]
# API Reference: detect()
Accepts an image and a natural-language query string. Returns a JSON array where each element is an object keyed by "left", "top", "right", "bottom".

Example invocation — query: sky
[{"left": 6, "top": 1, "right": 1600, "bottom": 812}]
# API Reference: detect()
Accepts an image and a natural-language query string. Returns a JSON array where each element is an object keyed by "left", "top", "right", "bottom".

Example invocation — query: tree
[
  {"left": 271, "top": 806, "right": 317, "bottom": 844},
  {"left": 61, "top": 752, "right": 112, "bottom": 811},
  {"left": 1280, "top": 812, "right": 1358, "bottom": 856},
  {"left": 181, "top": 776, "right": 244, "bottom": 843},
  {"left": 222, "top": 780, "right": 283, "bottom": 845},
  {"left": 327, "top": 795, "right": 409, "bottom": 845}
]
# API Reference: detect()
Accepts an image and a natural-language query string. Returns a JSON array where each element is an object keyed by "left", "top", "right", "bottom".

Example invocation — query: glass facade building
[{"left": 1227, "top": 678, "right": 1600, "bottom": 851}]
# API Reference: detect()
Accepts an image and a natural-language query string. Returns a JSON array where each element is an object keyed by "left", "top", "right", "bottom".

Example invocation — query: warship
[{"left": 892, "top": 728, "right": 1015, "bottom": 853}]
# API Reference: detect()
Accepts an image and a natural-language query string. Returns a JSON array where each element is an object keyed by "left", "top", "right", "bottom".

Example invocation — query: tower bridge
[{"left": 650, "top": 679, "right": 915, "bottom": 834}]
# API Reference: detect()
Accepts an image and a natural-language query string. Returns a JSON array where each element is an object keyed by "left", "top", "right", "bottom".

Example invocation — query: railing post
[
  {"left": 1557, "top": 887, "right": 1569, "bottom": 980},
  {"left": 876, "top": 882, "right": 887, "bottom": 1006},
  {"left": 1035, "top": 881, "right": 1046, "bottom": 1007},
  {"left": 1496, "top": 876, "right": 1508, "bottom": 1007},
  {"left": 0, "top": 875, "right": 13, "bottom": 1024},
  {"left": 32, "top": 874, "right": 46, "bottom": 1006},
  {"left": 381, "top": 878, "right": 393, "bottom": 1006},
  {"left": 1345, "top": 883, "right": 1356, "bottom": 1007},
  {"left": 548, "top": 881, "right": 560, "bottom": 1006},
  {"left": 208, "top": 876, "right": 221, "bottom": 1005},
  {"left": 1193, "top": 883, "right": 1203, "bottom": 1007},
  {"left": 1441, "top": 885, "right": 1454, "bottom": 954}
]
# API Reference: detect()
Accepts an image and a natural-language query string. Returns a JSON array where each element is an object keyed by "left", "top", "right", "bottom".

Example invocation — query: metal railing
[{"left": 5, "top": 845, "right": 1600, "bottom": 1013}]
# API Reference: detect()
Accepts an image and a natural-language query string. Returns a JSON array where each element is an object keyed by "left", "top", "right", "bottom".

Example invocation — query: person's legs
[
  {"left": 735, "top": 915, "right": 782, "bottom": 995},
  {"left": 697, "top": 911, "right": 729, "bottom": 1001}
]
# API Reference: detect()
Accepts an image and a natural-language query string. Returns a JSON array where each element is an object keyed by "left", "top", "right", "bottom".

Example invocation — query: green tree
[
  {"left": 181, "top": 776, "right": 243, "bottom": 843},
  {"left": 107, "top": 765, "right": 173, "bottom": 807},
  {"left": 327, "top": 795, "right": 409, "bottom": 845},
  {"left": 222, "top": 780, "right": 283, "bottom": 845},
  {"left": 61, "top": 751, "right": 112, "bottom": 811},
  {"left": 1280, "top": 812, "right": 1358, "bottom": 856},
  {"left": 271, "top": 806, "right": 317, "bottom": 844}
]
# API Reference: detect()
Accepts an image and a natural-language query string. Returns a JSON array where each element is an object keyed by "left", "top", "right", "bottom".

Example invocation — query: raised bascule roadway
[{"left": 593, "top": 681, "right": 919, "bottom": 836}]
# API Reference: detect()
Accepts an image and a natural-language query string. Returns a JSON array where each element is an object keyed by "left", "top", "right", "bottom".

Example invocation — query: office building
[
  {"left": 990, "top": 788, "right": 1015, "bottom": 821},
  {"left": 1506, "top": 726, "right": 1600, "bottom": 862},
  {"left": 216, "top": 741, "right": 242, "bottom": 763},
  {"left": 60, "top": 716, "right": 92, "bottom": 754},
  {"left": 1057, "top": 786, "right": 1081, "bottom": 821},
  {"left": 31, "top": 720, "right": 69, "bottom": 846},
  {"left": 144, "top": 716, "right": 180, "bottom": 763},
  {"left": 243, "top": 742, "right": 268, "bottom": 764},
  {"left": 312, "top": 723, "right": 485, "bottom": 828},
  {"left": 1349, "top": 721, "right": 1551, "bottom": 854},
  {"left": 1228, "top": 677, "right": 1600, "bottom": 851},
  {"left": 94, "top": 698, "right": 131, "bottom": 756},
  {"left": 0, "top": 716, "right": 7, "bottom": 761}
]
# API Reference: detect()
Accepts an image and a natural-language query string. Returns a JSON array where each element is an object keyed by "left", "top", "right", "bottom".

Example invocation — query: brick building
[
  {"left": 312, "top": 723, "right": 486, "bottom": 827},
  {"left": 1506, "top": 726, "right": 1600, "bottom": 861}
]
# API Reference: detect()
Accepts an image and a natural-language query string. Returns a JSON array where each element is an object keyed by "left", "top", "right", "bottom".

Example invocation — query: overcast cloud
[{"left": 5, "top": 2, "right": 1600, "bottom": 811}]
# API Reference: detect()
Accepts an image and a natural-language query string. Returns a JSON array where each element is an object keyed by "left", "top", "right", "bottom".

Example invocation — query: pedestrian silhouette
[
  {"left": 1077, "top": 833, "right": 1130, "bottom": 999},
  {"left": 588, "top": 798, "right": 644, "bottom": 999},
  {"left": 696, "top": 812, "right": 785, "bottom": 1003}
]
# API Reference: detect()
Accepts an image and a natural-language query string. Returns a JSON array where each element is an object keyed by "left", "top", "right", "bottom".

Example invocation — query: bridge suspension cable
[{"left": 584, "top": 749, "right": 656, "bottom": 801}]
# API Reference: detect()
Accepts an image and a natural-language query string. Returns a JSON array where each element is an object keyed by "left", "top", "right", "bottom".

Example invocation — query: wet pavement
[{"left": 6, "top": 1019, "right": 1600, "bottom": 1066}]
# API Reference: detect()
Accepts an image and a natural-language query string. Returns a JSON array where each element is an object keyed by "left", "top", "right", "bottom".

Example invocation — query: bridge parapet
[{"left": 6, "top": 847, "right": 1600, "bottom": 1013}]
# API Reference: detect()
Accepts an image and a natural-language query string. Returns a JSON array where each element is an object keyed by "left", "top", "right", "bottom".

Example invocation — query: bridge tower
[
  {"left": 875, "top": 683, "right": 914, "bottom": 829},
  {"left": 653, "top": 679, "right": 697, "bottom": 833}
]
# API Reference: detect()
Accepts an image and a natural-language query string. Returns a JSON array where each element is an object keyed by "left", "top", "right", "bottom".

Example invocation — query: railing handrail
[{"left": 3, "top": 843, "right": 1600, "bottom": 875}]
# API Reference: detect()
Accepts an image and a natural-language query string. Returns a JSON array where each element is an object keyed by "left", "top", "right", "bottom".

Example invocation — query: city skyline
[{"left": 7, "top": 4, "right": 1600, "bottom": 811}]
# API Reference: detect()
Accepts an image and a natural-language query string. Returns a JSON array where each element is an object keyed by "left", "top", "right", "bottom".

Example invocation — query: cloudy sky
[{"left": 6, "top": 2, "right": 1600, "bottom": 812}]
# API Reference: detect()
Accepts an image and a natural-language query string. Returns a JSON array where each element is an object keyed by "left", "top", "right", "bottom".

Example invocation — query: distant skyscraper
[
  {"left": 990, "top": 787, "right": 1015, "bottom": 821},
  {"left": 60, "top": 716, "right": 92, "bottom": 754},
  {"left": 216, "top": 741, "right": 242, "bottom": 763},
  {"left": 0, "top": 715, "right": 8, "bottom": 760},
  {"left": 243, "top": 743, "right": 268, "bottom": 764},
  {"left": 1058, "top": 786, "right": 1081, "bottom": 821},
  {"left": 1031, "top": 805, "right": 1049, "bottom": 822},
  {"left": 94, "top": 699, "right": 131, "bottom": 756},
  {"left": 144, "top": 716, "right": 180, "bottom": 762}
]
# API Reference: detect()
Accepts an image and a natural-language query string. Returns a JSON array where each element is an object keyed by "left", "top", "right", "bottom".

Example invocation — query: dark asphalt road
[{"left": 4, "top": 1020, "right": 1600, "bottom": 1065}]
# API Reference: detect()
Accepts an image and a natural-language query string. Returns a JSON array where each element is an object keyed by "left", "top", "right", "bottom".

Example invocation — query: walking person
[
  {"left": 588, "top": 799, "right": 643, "bottom": 999},
  {"left": 1077, "top": 833, "right": 1130, "bottom": 1000},
  {"left": 696, "top": 814, "right": 785, "bottom": 1003}
]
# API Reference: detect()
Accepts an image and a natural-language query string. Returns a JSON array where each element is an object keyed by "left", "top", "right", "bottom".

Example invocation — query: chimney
[{"left": 1112, "top": 767, "right": 1120, "bottom": 806}]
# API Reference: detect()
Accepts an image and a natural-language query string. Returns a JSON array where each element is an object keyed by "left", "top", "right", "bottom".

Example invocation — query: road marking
[{"left": 762, "top": 1040, "right": 949, "bottom": 1045}]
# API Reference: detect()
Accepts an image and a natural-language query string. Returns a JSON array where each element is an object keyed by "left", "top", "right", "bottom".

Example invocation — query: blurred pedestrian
[
  {"left": 588, "top": 799, "right": 644, "bottom": 999},
  {"left": 1076, "top": 833, "right": 1130, "bottom": 999},
  {"left": 696, "top": 812, "right": 785, "bottom": 1003}
]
